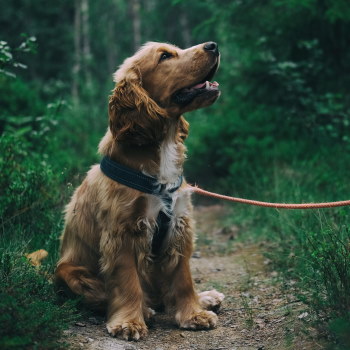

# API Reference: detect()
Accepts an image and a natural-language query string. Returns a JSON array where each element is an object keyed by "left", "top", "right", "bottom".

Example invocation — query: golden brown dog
[{"left": 56, "top": 41, "right": 224, "bottom": 341}]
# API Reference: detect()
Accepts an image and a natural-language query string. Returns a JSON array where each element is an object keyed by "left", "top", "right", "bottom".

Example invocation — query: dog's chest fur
[
  {"left": 158, "top": 137, "right": 181, "bottom": 184},
  {"left": 143, "top": 135, "right": 190, "bottom": 246}
]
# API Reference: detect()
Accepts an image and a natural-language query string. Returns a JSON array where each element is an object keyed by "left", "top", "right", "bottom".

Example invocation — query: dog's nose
[{"left": 204, "top": 41, "right": 219, "bottom": 56}]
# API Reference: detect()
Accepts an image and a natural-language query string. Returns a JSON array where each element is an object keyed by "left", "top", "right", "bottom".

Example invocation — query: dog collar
[
  {"left": 100, "top": 156, "right": 183, "bottom": 195},
  {"left": 100, "top": 156, "right": 183, "bottom": 255}
]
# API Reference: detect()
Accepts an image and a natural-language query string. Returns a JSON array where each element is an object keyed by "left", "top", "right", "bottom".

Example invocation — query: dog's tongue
[
  {"left": 192, "top": 81, "right": 219, "bottom": 89},
  {"left": 192, "top": 82, "right": 207, "bottom": 89}
]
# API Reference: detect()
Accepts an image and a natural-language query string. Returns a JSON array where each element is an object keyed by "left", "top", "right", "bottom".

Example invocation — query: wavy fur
[{"left": 55, "top": 41, "right": 224, "bottom": 341}]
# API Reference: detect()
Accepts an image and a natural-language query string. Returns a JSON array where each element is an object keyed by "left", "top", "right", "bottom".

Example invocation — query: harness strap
[
  {"left": 100, "top": 156, "right": 183, "bottom": 255},
  {"left": 152, "top": 194, "right": 173, "bottom": 255}
]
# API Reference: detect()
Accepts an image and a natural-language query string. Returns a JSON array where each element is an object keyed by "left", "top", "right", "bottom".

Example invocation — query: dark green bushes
[
  {"left": 211, "top": 155, "right": 350, "bottom": 349},
  {"left": 0, "top": 35, "right": 109, "bottom": 348},
  {"left": 0, "top": 40, "right": 85, "bottom": 347},
  {"left": 186, "top": 0, "right": 350, "bottom": 187},
  {"left": 0, "top": 113, "right": 78, "bottom": 349},
  {"left": 0, "top": 254, "right": 78, "bottom": 349},
  {"left": 0, "top": 71, "right": 107, "bottom": 348}
]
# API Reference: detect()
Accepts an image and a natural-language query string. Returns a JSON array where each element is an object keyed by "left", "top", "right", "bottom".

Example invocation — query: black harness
[{"left": 100, "top": 156, "right": 183, "bottom": 255}]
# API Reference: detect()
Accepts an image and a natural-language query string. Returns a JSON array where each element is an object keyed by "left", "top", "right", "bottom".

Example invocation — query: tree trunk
[
  {"left": 107, "top": 17, "right": 118, "bottom": 75},
  {"left": 72, "top": 0, "right": 82, "bottom": 101},
  {"left": 129, "top": 0, "right": 141, "bottom": 51},
  {"left": 180, "top": 10, "right": 191, "bottom": 48},
  {"left": 143, "top": 0, "right": 155, "bottom": 39},
  {"left": 81, "top": 0, "right": 92, "bottom": 88}
]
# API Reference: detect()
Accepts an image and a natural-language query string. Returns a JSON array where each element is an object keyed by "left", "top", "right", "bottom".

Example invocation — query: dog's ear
[{"left": 108, "top": 71, "right": 168, "bottom": 145}]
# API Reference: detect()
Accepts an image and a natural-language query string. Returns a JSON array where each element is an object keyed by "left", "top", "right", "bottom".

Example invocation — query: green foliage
[
  {"left": 328, "top": 317, "right": 350, "bottom": 350},
  {"left": 0, "top": 77, "right": 45, "bottom": 119},
  {"left": 306, "top": 224, "right": 350, "bottom": 314},
  {"left": 223, "top": 155, "right": 350, "bottom": 348},
  {"left": 1, "top": 0, "right": 350, "bottom": 347},
  {"left": 0, "top": 1, "right": 73, "bottom": 82},
  {"left": 0, "top": 132, "right": 58, "bottom": 239},
  {"left": 0, "top": 253, "right": 78, "bottom": 349},
  {"left": 0, "top": 35, "right": 36, "bottom": 78},
  {"left": 0, "top": 29, "right": 105, "bottom": 347},
  {"left": 0, "top": 113, "right": 79, "bottom": 348},
  {"left": 187, "top": 0, "right": 350, "bottom": 191}
]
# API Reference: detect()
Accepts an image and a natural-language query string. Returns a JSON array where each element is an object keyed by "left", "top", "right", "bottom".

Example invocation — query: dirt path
[{"left": 66, "top": 205, "right": 321, "bottom": 350}]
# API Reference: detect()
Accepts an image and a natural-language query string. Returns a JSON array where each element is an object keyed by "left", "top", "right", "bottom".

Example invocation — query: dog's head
[{"left": 109, "top": 42, "right": 220, "bottom": 144}]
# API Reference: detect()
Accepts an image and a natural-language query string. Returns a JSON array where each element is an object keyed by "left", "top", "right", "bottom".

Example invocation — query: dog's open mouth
[
  {"left": 182, "top": 80, "right": 219, "bottom": 93},
  {"left": 172, "top": 63, "right": 220, "bottom": 106}
]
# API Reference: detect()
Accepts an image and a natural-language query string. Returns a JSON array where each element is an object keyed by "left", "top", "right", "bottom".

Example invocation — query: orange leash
[{"left": 188, "top": 185, "right": 350, "bottom": 209}]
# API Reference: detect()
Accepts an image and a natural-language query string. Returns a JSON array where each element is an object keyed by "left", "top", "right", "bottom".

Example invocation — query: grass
[
  {"left": 0, "top": 138, "right": 78, "bottom": 349},
  {"left": 0, "top": 99, "right": 105, "bottom": 349},
  {"left": 219, "top": 154, "right": 350, "bottom": 349},
  {"left": 0, "top": 254, "right": 79, "bottom": 349}
]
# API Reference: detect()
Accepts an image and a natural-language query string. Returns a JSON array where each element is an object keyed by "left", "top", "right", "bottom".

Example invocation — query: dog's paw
[
  {"left": 106, "top": 320, "right": 148, "bottom": 341},
  {"left": 176, "top": 310, "right": 218, "bottom": 330},
  {"left": 143, "top": 307, "right": 156, "bottom": 321},
  {"left": 198, "top": 289, "right": 225, "bottom": 312}
]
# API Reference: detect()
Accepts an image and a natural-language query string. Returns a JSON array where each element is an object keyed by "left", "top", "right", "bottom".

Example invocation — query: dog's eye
[{"left": 159, "top": 52, "right": 172, "bottom": 62}]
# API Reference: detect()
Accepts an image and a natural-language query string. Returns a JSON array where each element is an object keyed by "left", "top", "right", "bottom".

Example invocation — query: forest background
[{"left": 1, "top": 0, "right": 350, "bottom": 349}]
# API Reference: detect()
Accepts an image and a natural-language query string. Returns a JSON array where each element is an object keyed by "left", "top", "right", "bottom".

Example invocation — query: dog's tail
[{"left": 55, "top": 262, "right": 107, "bottom": 311}]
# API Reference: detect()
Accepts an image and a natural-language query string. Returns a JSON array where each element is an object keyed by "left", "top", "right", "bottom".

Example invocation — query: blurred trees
[
  {"left": 182, "top": 0, "right": 350, "bottom": 189},
  {"left": 1, "top": 0, "right": 350, "bottom": 201},
  {"left": 0, "top": 0, "right": 211, "bottom": 104},
  {"left": 1, "top": 0, "right": 349, "bottom": 151}
]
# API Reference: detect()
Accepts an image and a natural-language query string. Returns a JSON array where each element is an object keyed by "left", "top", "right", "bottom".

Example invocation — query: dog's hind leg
[{"left": 55, "top": 262, "right": 107, "bottom": 310}]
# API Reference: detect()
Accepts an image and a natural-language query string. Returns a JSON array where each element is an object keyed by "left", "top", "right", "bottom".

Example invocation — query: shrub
[{"left": 0, "top": 253, "right": 78, "bottom": 349}]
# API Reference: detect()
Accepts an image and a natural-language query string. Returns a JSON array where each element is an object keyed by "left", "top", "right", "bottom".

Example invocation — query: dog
[{"left": 56, "top": 41, "right": 224, "bottom": 341}]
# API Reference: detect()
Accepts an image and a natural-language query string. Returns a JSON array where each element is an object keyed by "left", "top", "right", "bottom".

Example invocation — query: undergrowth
[
  {"left": 0, "top": 254, "right": 78, "bottom": 349},
  {"left": 0, "top": 74, "right": 105, "bottom": 348},
  {"left": 207, "top": 153, "right": 350, "bottom": 349}
]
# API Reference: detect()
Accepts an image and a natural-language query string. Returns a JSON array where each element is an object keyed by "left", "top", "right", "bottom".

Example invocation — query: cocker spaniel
[{"left": 56, "top": 41, "right": 224, "bottom": 341}]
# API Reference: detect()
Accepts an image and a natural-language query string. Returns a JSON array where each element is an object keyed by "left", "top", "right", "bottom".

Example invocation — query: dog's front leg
[
  {"left": 101, "top": 234, "right": 147, "bottom": 341},
  {"left": 169, "top": 256, "right": 218, "bottom": 329},
  {"left": 161, "top": 217, "right": 219, "bottom": 330}
]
